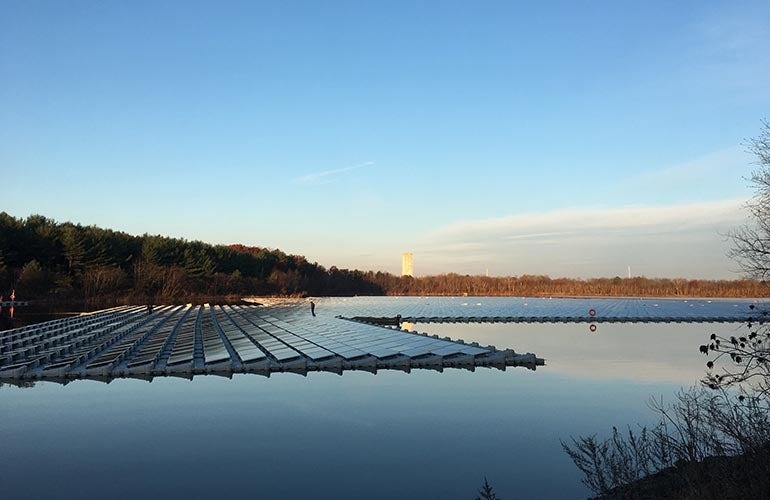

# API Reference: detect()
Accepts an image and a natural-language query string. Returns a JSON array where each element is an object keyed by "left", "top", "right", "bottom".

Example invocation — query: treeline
[
  {"left": 0, "top": 213, "right": 383, "bottom": 302},
  {"left": 367, "top": 273, "right": 770, "bottom": 298},
  {"left": 0, "top": 213, "right": 767, "bottom": 302}
]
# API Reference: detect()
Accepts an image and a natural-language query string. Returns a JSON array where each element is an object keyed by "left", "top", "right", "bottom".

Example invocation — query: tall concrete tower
[{"left": 401, "top": 252, "right": 414, "bottom": 277}]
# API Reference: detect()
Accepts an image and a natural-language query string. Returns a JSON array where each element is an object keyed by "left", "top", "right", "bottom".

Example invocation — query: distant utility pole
[{"left": 628, "top": 266, "right": 631, "bottom": 279}]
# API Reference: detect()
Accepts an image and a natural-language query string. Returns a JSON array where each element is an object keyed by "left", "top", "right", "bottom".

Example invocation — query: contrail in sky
[{"left": 296, "top": 161, "right": 375, "bottom": 183}]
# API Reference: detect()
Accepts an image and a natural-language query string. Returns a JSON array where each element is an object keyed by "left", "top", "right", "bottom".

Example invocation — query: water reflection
[
  {"left": 1, "top": 366, "right": 645, "bottom": 499},
  {"left": 413, "top": 321, "right": 742, "bottom": 385},
  {"left": 0, "top": 304, "right": 13, "bottom": 320},
  {"left": 0, "top": 317, "right": 746, "bottom": 499},
  {"left": 0, "top": 304, "right": 83, "bottom": 331}
]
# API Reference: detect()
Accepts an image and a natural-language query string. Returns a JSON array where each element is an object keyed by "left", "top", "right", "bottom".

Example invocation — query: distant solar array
[
  {"left": 0, "top": 305, "right": 543, "bottom": 383},
  {"left": 316, "top": 296, "right": 765, "bottom": 323}
]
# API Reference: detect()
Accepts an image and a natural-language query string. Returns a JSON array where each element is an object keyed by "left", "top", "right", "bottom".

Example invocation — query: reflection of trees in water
[
  {"left": 0, "top": 307, "right": 16, "bottom": 330},
  {"left": 0, "top": 306, "right": 84, "bottom": 332}
]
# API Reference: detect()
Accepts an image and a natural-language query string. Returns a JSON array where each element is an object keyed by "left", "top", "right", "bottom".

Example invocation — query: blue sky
[{"left": 2, "top": 1, "right": 769, "bottom": 278}]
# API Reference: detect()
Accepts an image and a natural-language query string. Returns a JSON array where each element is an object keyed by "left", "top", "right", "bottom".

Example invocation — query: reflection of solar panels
[{"left": 0, "top": 304, "right": 543, "bottom": 383}]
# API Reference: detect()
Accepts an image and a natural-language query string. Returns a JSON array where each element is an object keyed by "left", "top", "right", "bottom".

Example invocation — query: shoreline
[{"left": 14, "top": 293, "right": 770, "bottom": 309}]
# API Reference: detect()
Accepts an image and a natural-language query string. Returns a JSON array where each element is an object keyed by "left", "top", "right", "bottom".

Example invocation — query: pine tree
[
  {"left": 60, "top": 225, "right": 86, "bottom": 276},
  {"left": 475, "top": 477, "right": 500, "bottom": 500}
]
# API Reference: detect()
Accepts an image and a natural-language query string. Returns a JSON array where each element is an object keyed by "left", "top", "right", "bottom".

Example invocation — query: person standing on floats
[{"left": 310, "top": 300, "right": 316, "bottom": 317}]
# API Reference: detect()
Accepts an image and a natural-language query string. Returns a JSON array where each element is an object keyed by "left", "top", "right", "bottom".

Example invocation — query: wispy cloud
[
  {"left": 295, "top": 161, "right": 375, "bottom": 184},
  {"left": 413, "top": 199, "right": 749, "bottom": 278},
  {"left": 427, "top": 198, "right": 747, "bottom": 243}
]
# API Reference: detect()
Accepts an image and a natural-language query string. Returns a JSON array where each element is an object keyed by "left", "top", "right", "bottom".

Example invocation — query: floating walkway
[{"left": 0, "top": 305, "right": 543, "bottom": 383}]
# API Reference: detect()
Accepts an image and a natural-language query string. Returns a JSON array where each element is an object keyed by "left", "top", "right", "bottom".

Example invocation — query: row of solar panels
[
  {"left": 0, "top": 307, "right": 149, "bottom": 373},
  {"left": 0, "top": 306, "right": 141, "bottom": 351},
  {"left": 125, "top": 307, "right": 188, "bottom": 368},
  {"left": 255, "top": 307, "right": 489, "bottom": 358},
  {"left": 315, "top": 297, "right": 762, "bottom": 320},
  {"left": 0, "top": 304, "right": 494, "bottom": 378}
]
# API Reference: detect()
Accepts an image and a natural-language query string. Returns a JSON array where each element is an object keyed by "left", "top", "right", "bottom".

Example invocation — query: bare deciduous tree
[
  {"left": 564, "top": 122, "right": 770, "bottom": 498},
  {"left": 702, "top": 121, "right": 770, "bottom": 398},
  {"left": 729, "top": 120, "right": 770, "bottom": 279}
]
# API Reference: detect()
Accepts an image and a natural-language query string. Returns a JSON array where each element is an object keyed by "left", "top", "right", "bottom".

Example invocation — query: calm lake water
[{"left": 0, "top": 297, "right": 752, "bottom": 499}]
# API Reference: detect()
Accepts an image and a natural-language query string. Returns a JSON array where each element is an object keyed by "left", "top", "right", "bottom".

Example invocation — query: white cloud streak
[
  {"left": 295, "top": 161, "right": 375, "bottom": 184},
  {"left": 428, "top": 198, "right": 747, "bottom": 242},
  {"left": 413, "top": 199, "right": 749, "bottom": 278}
]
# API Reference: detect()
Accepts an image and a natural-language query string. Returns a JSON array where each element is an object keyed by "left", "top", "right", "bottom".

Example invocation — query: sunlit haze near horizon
[{"left": 2, "top": 1, "right": 769, "bottom": 279}]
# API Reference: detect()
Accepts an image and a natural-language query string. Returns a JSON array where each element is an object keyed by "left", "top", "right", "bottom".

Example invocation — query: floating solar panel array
[
  {"left": 0, "top": 305, "right": 543, "bottom": 383},
  {"left": 311, "top": 296, "right": 766, "bottom": 323}
]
